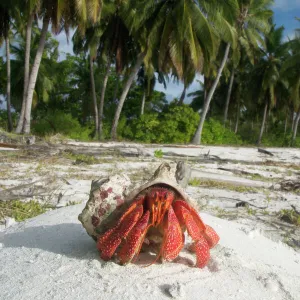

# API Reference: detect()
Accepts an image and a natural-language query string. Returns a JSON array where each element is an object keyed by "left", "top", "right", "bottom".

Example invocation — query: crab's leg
[
  {"left": 173, "top": 200, "right": 219, "bottom": 248},
  {"left": 97, "top": 204, "right": 144, "bottom": 260},
  {"left": 142, "top": 206, "right": 183, "bottom": 267},
  {"left": 161, "top": 206, "right": 184, "bottom": 262},
  {"left": 117, "top": 211, "right": 150, "bottom": 264},
  {"left": 173, "top": 200, "right": 219, "bottom": 268}
]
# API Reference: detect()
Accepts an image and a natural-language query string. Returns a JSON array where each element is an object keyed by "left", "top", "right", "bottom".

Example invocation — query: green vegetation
[
  {"left": 0, "top": 200, "right": 50, "bottom": 222},
  {"left": 279, "top": 209, "right": 300, "bottom": 226},
  {"left": 246, "top": 207, "right": 257, "bottom": 216},
  {"left": 32, "top": 111, "right": 93, "bottom": 140},
  {"left": 0, "top": 1, "right": 299, "bottom": 146},
  {"left": 154, "top": 149, "right": 163, "bottom": 158},
  {"left": 63, "top": 152, "right": 107, "bottom": 165},
  {"left": 66, "top": 201, "right": 81, "bottom": 206}
]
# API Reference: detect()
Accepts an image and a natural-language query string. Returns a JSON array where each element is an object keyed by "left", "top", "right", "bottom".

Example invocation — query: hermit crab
[{"left": 79, "top": 163, "right": 219, "bottom": 268}]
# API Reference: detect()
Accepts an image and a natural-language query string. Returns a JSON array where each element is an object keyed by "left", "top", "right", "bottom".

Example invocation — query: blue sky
[{"left": 273, "top": 0, "right": 300, "bottom": 38}]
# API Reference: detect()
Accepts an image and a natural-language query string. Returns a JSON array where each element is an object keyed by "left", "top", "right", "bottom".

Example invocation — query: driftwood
[
  {"left": 279, "top": 179, "right": 300, "bottom": 192},
  {"left": 217, "top": 167, "right": 261, "bottom": 177},
  {"left": 291, "top": 205, "right": 300, "bottom": 215},
  {"left": 163, "top": 151, "right": 224, "bottom": 161},
  {"left": 219, "top": 197, "right": 268, "bottom": 209},
  {"left": 258, "top": 148, "right": 274, "bottom": 156},
  {"left": 0, "top": 180, "right": 47, "bottom": 201},
  {"left": 0, "top": 143, "right": 19, "bottom": 149}
]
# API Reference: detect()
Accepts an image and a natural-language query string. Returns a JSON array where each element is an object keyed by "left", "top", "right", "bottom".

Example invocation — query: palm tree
[
  {"left": 281, "top": 19, "right": 300, "bottom": 145},
  {"left": 73, "top": 0, "right": 134, "bottom": 139},
  {"left": 9, "top": 30, "right": 62, "bottom": 113},
  {"left": 223, "top": 0, "right": 274, "bottom": 127},
  {"left": 21, "top": 0, "right": 102, "bottom": 134},
  {"left": 193, "top": 0, "right": 273, "bottom": 144},
  {"left": 97, "top": 5, "right": 135, "bottom": 140},
  {"left": 110, "top": 0, "right": 216, "bottom": 139},
  {"left": 251, "top": 24, "right": 288, "bottom": 145},
  {"left": 15, "top": 1, "right": 38, "bottom": 133},
  {"left": 0, "top": 1, "right": 14, "bottom": 131},
  {"left": 5, "top": 33, "right": 13, "bottom": 131}
]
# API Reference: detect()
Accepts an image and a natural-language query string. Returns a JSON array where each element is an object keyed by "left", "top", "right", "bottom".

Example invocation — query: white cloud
[{"left": 273, "top": 0, "right": 300, "bottom": 11}]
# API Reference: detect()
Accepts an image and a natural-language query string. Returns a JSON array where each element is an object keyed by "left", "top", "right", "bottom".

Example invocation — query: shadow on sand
[{"left": 1, "top": 223, "right": 97, "bottom": 259}]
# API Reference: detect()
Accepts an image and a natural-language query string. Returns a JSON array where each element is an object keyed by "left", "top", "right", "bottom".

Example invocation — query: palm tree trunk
[
  {"left": 178, "top": 85, "right": 186, "bottom": 105},
  {"left": 16, "top": 13, "right": 34, "bottom": 133},
  {"left": 234, "top": 101, "right": 240, "bottom": 134},
  {"left": 291, "top": 112, "right": 295, "bottom": 133},
  {"left": 111, "top": 52, "right": 146, "bottom": 140},
  {"left": 113, "top": 75, "right": 120, "bottom": 103},
  {"left": 291, "top": 109, "right": 300, "bottom": 146},
  {"left": 5, "top": 36, "right": 13, "bottom": 132},
  {"left": 192, "top": 43, "right": 231, "bottom": 145},
  {"left": 223, "top": 69, "right": 235, "bottom": 126},
  {"left": 257, "top": 101, "right": 268, "bottom": 146},
  {"left": 23, "top": 17, "right": 50, "bottom": 134},
  {"left": 284, "top": 112, "right": 288, "bottom": 136},
  {"left": 141, "top": 91, "right": 146, "bottom": 115},
  {"left": 89, "top": 55, "right": 99, "bottom": 138},
  {"left": 98, "top": 59, "right": 111, "bottom": 140}
]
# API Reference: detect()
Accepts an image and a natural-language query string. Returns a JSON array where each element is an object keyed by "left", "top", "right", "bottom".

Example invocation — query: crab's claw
[
  {"left": 97, "top": 205, "right": 144, "bottom": 260},
  {"left": 173, "top": 200, "right": 219, "bottom": 268},
  {"left": 117, "top": 211, "right": 150, "bottom": 264}
]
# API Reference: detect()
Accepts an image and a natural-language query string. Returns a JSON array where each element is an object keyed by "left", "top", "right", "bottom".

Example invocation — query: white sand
[
  {"left": 1, "top": 143, "right": 299, "bottom": 299},
  {"left": 1, "top": 204, "right": 300, "bottom": 300}
]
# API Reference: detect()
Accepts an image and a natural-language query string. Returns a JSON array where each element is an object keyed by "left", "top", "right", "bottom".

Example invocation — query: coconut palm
[
  {"left": 0, "top": 1, "right": 15, "bottom": 131},
  {"left": 250, "top": 24, "right": 288, "bottom": 145},
  {"left": 73, "top": 0, "right": 135, "bottom": 139},
  {"left": 110, "top": 0, "right": 216, "bottom": 139},
  {"left": 20, "top": 0, "right": 102, "bottom": 134},
  {"left": 192, "top": 0, "right": 273, "bottom": 144},
  {"left": 223, "top": 0, "right": 274, "bottom": 127},
  {"left": 14, "top": 0, "right": 40, "bottom": 133},
  {"left": 281, "top": 19, "right": 300, "bottom": 145},
  {"left": 9, "top": 30, "right": 61, "bottom": 113}
]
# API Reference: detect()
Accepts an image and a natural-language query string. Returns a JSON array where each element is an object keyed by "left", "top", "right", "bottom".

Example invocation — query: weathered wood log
[
  {"left": 258, "top": 148, "right": 274, "bottom": 156},
  {"left": 279, "top": 179, "right": 300, "bottom": 191},
  {"left": 218, "top": 197, "right": 268, "bottom": 209},
  {"left": 0, "top": 143, "right": 19, "bottom": 149},
  {"left": 217, "top": 167, "right": 261, "bottom": 177}
]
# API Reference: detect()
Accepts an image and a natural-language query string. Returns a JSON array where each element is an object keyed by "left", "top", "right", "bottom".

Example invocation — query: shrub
[
  {"left": 154, "top": 149, "right": 163, "bottom": 158},
  {"left": 157, "top": 106, "right": 200, "bottom": 143},
  {"left": 123, "top": 113, "right": 160, "bottom": 143},
  {"left": 0, "top": 110, "right": 18, "bottom": 130},
  {"left": 0, "top": 200, "right": 49, "bottom": 222},
  {"left": 32, "top": 110, "right": 93, "bottom": 140},
  {"left": 202, "top": 118, "right": 243, "bottom": 145},
  {"left": 124, "top": 106, "right": 200, "bottom": 144}
]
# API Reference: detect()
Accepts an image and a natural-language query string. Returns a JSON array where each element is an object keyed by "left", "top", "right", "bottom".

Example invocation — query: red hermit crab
[{"left": 79, "top": 163, "right": 219, "bottom": 268}]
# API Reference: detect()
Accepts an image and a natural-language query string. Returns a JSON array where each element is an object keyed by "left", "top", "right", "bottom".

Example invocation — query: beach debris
[{"left": 258, "top": 148, "right": 274, "bottom": 156}]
